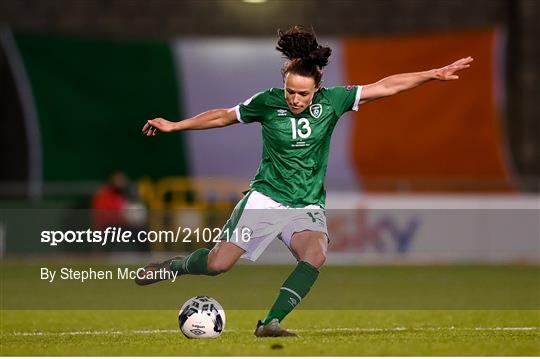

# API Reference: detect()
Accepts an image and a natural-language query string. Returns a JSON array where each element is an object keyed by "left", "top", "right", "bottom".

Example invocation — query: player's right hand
[{"left": 142, "top": 118, "right": 175, "bottom": 136}]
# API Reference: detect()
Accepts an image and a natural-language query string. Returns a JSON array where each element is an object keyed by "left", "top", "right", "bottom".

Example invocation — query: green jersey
[{"left": 235, "top": 85, "right": 362, "bottom": 208}]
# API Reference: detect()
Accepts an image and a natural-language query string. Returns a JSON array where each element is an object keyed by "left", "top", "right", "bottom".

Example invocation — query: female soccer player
[{"left": 137, "top": 26, "right": 472, "bottom": 337}]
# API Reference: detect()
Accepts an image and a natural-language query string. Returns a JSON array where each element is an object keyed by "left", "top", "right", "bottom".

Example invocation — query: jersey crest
[{"left": 309, "top": 104, "right": 322, "bottom": 118}]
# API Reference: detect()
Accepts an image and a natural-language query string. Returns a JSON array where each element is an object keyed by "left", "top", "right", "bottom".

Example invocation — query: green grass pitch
[
  {"left": 1, "top": 263, "right": 539, "bottom": 355},
  {"left": 2, "top": 309, "right": 539, "bottom": 355}
]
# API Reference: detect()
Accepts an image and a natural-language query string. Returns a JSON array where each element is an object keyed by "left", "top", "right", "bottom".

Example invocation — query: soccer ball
[{"left": 178, "top": 296, "right": 226, "bottom": 339}]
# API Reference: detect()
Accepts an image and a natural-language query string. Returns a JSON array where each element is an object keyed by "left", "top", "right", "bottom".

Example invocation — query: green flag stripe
[{"left": 14, "top": 31, "right": 189, "bottom": 181}]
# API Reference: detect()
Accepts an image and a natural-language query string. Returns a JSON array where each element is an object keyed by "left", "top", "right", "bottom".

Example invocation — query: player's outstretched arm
[
  {"left": 359, "top": 56, "right": 473, "bottom": 104},
  {"left": 142, "top": 108, "right": 238, "bottom": 136}
]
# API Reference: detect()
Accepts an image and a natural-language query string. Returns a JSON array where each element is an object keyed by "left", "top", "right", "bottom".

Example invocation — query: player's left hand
[{"left": 433, "top": 56, "right": 474, "bottom": 80}]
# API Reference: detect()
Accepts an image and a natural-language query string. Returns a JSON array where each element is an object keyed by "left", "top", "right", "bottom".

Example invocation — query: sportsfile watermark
[
  {"left": 40, "top": 226, "right": 252, "bottom": 247},
  {"left": 0, "top": 207, "right": 538, "bottom": 310},
  {"left": 40, "top": 266, "right": 179, "bottom": 283}
]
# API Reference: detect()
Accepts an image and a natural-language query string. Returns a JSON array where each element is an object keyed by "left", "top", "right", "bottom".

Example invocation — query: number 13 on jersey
[{"left": 290, "top": 118, "right": 312, "bottom": 140}]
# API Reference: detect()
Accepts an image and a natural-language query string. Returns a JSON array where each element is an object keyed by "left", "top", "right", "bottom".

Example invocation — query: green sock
[
  {"left": 262, "top": 261, "right": 319, "bottom": 325},
  {"left": 169, "top": 248, "right": 216, "bottom": 276}
]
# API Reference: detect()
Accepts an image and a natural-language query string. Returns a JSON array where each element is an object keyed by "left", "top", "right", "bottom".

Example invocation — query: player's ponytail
[{"left": 276, "top": 25, "right": 331, "bottom": 86}]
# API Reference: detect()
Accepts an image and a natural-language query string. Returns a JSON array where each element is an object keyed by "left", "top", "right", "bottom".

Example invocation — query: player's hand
[
  {"left": 142, "top": 118, "right": 176, "bottom": 136},
  {"left": 433, "top": 56, "right": 474, "bottom": 81}
]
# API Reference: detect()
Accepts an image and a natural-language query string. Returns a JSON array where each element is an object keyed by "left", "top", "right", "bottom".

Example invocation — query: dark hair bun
[{"left": 276, "top": 25, "right": 331, "bottom": 68}]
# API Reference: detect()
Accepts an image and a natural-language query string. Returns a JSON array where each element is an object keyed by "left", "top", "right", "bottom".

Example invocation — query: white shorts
[{"left": 219, "top": 190, "right": 328, "bottom": 261}]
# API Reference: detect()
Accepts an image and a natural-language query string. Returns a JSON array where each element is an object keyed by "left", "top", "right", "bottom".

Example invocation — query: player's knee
[
  {"left": 206, "top": 259, "right": 233, "bottom": 275},
  {"left": 303, "top": 251, "right": 326, "bottom": 269},
  {"left": 313, "top": 251, "right": 327, "bottom": 268}
]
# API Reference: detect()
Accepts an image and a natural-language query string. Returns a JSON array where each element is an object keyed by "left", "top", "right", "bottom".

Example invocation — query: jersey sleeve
[
  {"left": 233, "top": 90, "right": 269, "bottom": 124},
  {"left": 326, "top": 85, "right": 363, "bottom": 117}
]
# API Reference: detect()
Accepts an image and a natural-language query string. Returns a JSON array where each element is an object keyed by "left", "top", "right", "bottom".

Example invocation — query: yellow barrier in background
[{"left": 137, "top": 177, "right": 248, "bottom": 252}]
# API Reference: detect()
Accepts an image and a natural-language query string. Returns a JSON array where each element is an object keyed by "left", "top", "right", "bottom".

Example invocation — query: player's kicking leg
[
  {"left": 135, "top": 242, "right": 244, "bottom": 286},
  {"left": 134, "top": 256, "right": 183, "bottom": 285}
]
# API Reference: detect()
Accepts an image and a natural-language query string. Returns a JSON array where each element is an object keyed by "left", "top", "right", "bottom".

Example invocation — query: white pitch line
[
  {"left": 7, "top": 327, "right": 539, "bottom": 337},
  {"left": 293, "top": 327, "right": 539, "bottom": 333},
  {"left": 475, "top": 327, "right": 539, "bottom": 331},
  {"left": 132, "top": 329, "right": 178, "bottom": 334},
  {"left": 10, "top": 329, "right": 178, "bottom": 336}
]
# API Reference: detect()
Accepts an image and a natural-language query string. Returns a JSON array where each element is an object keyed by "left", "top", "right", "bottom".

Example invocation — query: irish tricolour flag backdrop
[{"left": 1, "top": 28, "right": 512, "bottom": 194}]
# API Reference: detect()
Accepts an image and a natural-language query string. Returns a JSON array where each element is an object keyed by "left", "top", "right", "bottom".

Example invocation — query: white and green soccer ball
[{"left": 178, "top": 296, "right": 226, "bottom": 339}]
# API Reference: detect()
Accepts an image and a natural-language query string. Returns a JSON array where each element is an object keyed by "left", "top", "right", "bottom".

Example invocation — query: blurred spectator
[
  {"left": 91, "top": 171, "right": 147, "bottom": 238},
  {"left": 91, "top": 171, "right": 130, "bottom": 230}
]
